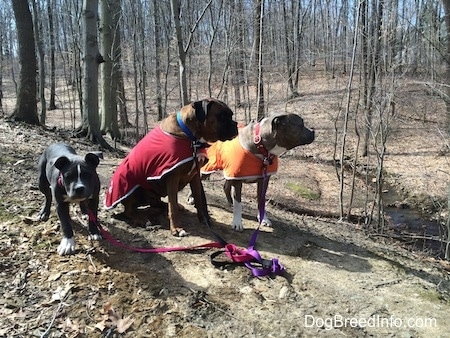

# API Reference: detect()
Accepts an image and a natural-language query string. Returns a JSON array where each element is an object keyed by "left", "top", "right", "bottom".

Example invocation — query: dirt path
[{"left": 1, "top": 118, "right": 449, "bottom": 337}]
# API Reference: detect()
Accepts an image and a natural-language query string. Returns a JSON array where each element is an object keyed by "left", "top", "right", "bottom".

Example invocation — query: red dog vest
[{"left": 105, "top": 126, "right": 202, "bottom": 209}]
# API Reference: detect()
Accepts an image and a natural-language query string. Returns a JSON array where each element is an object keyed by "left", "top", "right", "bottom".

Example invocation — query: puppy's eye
[
  {"left": 80, "top": 171, "right": 92, "bottom": 180},
  {"left": 65, "top": 172, "right": 77, "bottom": 181}
]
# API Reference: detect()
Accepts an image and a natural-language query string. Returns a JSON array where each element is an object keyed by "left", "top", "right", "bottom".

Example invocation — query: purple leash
[
  {"left": 242, "top": 165, "right": 285, "bottom": 276},
  {"left": 211, "top": 134, "right": 285, "bottom": 276}
]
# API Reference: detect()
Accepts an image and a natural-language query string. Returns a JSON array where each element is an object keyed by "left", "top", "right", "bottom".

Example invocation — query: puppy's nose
[{"left": 75, "top": 186, "right": 85, "bottom": 195}]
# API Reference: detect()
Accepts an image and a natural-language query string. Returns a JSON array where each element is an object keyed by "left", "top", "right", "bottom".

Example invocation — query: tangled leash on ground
[{"left": 89, "top": 148, "right": 284, "bottom": 277}]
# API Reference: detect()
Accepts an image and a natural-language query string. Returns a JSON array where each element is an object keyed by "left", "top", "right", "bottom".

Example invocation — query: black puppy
[{"left": 37, "top": 143, "right": 101, "bottom": 255}]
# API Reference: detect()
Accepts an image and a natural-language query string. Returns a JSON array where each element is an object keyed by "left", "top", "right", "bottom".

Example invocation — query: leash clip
[
  {"left": 193, "top": 141, "right": 209, "bottom": 150},
  {"left": 192, "top": 140, "right": 202, "bottom": 150},
  {"left": 263, "top": 156, "right": 273, "bottom": 166}
]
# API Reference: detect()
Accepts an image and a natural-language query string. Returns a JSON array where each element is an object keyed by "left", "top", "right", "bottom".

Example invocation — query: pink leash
[
  {"left": 88, "top": 121, "right": 284, "bottom": 276},
  {"left": 89, "top": 183, "right": 283, "bottom": 276},
  {"left": 88, "top": 211, "right": 222, "bottom": 253}
]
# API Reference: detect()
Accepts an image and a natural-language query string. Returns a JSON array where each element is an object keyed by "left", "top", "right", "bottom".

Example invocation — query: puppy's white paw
[
  {"left": 232, "top": 201, "right": 244, "bottom": 231},
  {"left": 232, "top": 222, "right": 244, "bottom": 232},
  {"left": 186, "top": 195, "right": 195, "bottom": 205},
  {"left": 178, "top": 229, "right": 188, "bottom": 237},
  {"left": 57, "top": 237, "right": 76, "bottom": 255},
  {"left": 88, "top": 234, "right": 102, "bottom": 241}
]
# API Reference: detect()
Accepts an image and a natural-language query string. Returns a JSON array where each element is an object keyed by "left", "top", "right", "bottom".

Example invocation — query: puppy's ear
[
  {"left": 85, "top": 153, "right": 100, "bottom": 168},
  {"left": 53, "top": 156, "right": 71, "bottom": 171},
  {"left": 193, "top": 100, "right": 208, "bottom": 123}
]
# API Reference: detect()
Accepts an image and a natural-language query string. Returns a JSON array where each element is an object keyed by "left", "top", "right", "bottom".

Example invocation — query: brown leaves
[{"left": 95, "top": 302, "right": 134, "bottom": 334}]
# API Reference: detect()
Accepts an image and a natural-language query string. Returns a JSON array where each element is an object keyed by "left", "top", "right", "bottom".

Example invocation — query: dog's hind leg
[
  {"left": 223, "top": 180, "right": 233, "bottom": 206},
  {"left": 37, "top": 156, "right": 52, "bottom": 221},
  {"left": 256, "top": 179, "right": 272, "bottom": 227}
]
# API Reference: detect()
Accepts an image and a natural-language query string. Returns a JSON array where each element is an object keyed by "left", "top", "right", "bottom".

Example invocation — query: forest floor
[{"left": 1, "top": 74, "right": 450, "bottom": 337}]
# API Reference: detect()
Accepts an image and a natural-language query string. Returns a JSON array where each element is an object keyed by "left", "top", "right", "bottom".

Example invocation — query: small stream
[{"left": 383, "top": 187, "right": 446, "bottom": 256}]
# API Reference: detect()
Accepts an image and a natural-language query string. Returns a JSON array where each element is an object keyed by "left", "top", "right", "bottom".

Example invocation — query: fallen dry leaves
[{"left": 95, "top": 301, "right": 135, "bottom": 334}]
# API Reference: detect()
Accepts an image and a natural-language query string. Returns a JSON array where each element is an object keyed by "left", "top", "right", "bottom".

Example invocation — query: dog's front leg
[
  {"left": 257, "top": 178, "right": 272, "bottom": 227},
  {"left": 166, "top": 175, "right": 187, "bottom": 237},
  {"left": 84, "top": 196, "right": 102, "bottom": 241},
  {"left": 55, "top": 201, "right": 76, "bottom": 255},
  {"left": 189, "top": 173, "right": 208, "bottom": 224},
  {"left": 225, "top": 180, "right": 244, "bottom": 232}
]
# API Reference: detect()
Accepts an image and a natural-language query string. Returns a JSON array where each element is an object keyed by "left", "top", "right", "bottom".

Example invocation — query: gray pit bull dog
[
  {"left": 37, "top": 143, "right": 102, "bottom": 255},
  {"left": 200, "top": 113, "right": 315, "bottom": 231}
]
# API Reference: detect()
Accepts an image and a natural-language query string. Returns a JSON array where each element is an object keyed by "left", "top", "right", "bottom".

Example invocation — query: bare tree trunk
[
  {"left": 137, "top": 1, "right": 148, "bottom": 134},
  {"left": 111, "top": 3, "right": 129, "bottom": 130},
  {"left": 372, "top": 84, "right": 397, "bottom": 233},
  {"left": 293, "top": 0, "right": 305, "bottom": 89},
  {"left": 341, "top": 0, "right": 348, "bottom": 74},
  {"left": 64, "top": 0, "right": 83, "bottom": 122},
  {"left": 363, "top": 0, "right": 383, "bottom": 157},
  {"left": 337, "top": 1, "right": 361, "bottom": 221},
  {"left": 170, "top": 0, "right": 188, "bottom": 105},
  {"left": 130, "top": 1, "right": 140, "bottom": 140},
  {"left": 110, "top": 0, "right": 122, "bottom": 134},
  {"left": 31, "top": 0, "right": 46, "bottom": 125},
  {"left": 153, "top": 0, "right": 163, "bottom": 121},
  {"left": 233, "top": 0, "right": 245, "bottom": 108},
  {"left": 311, "top": 0, "right": 317, "bottom": 67},
  {"left": 48, "top": 0, "right": 57, "bottom": 110},
  {"left": 10, "top": 0, "right": 39, "bottom": 125},
  {"left": 254, "top": 0, "right": 265, "bottom": 120},
  {"left": 441, "top": 0, "right": 450, "bottom": 259},
  {"left": 446, "top": 184, "right": 450, "bottom": 260},
  {"left": 0, "top": 28, "right": 3, "bottom": 112},
  {"left": 361, "top": 0, "right": 369, "bottom": 152},
  {"left": 117, "top": 64, "right": 130, "bottom": 128},
  {"left": 283, "top": 0, "right": 299, "bottom": 99},
  {"left": 442, "top": 0, "right": 450, "bottom": 137},
  {"left": 207, "top": 3, "right": 221, "bottom": 97},
  {"left": 170, "top": 0, "right": 212, "bottom": 106},
  {"left": 99, "top": 0, "right": 120, "bottom": 139},
  {"left": 79, "top": 0, "right": 110, "bottom": 148},
  {"left": 389, "top": 0, "right": 399, "bottom": 72}
]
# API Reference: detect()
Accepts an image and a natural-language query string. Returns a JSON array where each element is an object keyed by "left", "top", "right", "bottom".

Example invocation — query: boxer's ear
[
  {"left": 53, "top": 156, "right": 71, "bottom": 171},
  {"left": 193, "top": 100, "right": 207, "bottom": 123},
  {"left": 85, "top": 153, "right": 100, "bottom": 168}
]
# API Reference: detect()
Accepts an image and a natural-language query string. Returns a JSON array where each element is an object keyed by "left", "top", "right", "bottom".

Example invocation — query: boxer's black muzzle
[{"left": 216, "top": 108, "right": 238, "bottom": 141}]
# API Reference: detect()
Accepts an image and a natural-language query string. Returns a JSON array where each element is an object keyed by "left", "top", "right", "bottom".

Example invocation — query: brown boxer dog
[
  {"left": 105, "top": 98, "right": 238, "bottom": 236},
  {"left": 201, "top": 113, "right": 314, "bottom": 231}
]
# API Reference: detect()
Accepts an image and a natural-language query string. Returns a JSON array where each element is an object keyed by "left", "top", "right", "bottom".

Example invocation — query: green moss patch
[{"left": 285, "top": 182, "right": 321, "bottom": 200}]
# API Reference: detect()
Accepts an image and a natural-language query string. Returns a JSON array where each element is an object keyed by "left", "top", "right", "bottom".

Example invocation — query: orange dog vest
[{"left": 202, "top": 137, "right": 278, "bottom": 180}]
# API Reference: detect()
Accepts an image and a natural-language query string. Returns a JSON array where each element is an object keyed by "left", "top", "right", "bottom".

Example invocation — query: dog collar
[
  {"left": 177, "top": 111, "right": 198, "bottom": 142},
  {"left": 254, "top": 123, "right": 275, "bottom": 166},
  {"left": 176, "top": 111, "right": 210, "bottom": 163},
  {"left": 57, "top": 172, "right": 64, "bottom": 188}
]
